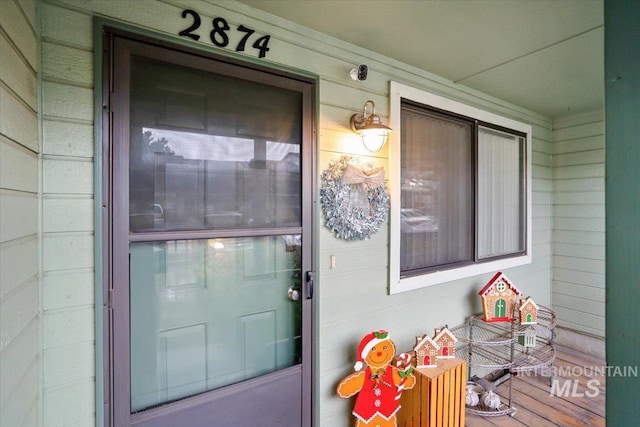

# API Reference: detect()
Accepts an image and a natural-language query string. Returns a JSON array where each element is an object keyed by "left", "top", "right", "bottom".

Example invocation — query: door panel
[
  {"left": 130, "top": 236, "right": 301, "bottom": 413},
  {"left": 107, "top": 33, "right": 314, "bottom": 427},
  {"left": 131, "top": 368, "right": 302, "bottom": 427}
]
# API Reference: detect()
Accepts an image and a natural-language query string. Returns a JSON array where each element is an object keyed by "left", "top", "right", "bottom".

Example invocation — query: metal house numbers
[{"left": 179, "top": 9, "right": 271, "bottom": 58}]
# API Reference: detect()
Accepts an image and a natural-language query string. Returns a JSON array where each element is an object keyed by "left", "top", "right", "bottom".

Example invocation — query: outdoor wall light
[{"left": 350, "top": 100, "right": 392, "bottom": 152}]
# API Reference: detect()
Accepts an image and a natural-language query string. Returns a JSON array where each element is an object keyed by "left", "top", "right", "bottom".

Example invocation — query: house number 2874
[{"left": 179, "top": 9, "right": 271, "bottom": 58}]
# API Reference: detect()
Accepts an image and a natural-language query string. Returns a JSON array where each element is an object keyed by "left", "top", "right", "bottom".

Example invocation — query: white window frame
[{"left": 389, "top": 82, "right": 532, "bottom": 294}]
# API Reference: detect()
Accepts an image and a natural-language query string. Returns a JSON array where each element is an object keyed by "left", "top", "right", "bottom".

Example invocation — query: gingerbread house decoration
[
  {"left": 478, "top": 271, "right": 522, "bottom": 322},
  {"left": 518, "top": 296, "right": 539, "bottom": 325},
  {"left": 433, "top": 326, "right": 458, "bottom": 359},
  {"left": 518, "top": 326, "right": 537, "bottom": 348},
  {"left": 413, "top": 334, "right": 440, "bottom": 368}
]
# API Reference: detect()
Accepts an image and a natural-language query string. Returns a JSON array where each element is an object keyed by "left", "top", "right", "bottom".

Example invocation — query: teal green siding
[
  {"left": 552, "top": 110, "right": 605, "bottom": 337},
  {"left": 605, "top": 0, "right": 640, "bottom": 424},
  {"left": 0, "top": 1, "right": 40, "bottom": 426},
  {"left": 39, "top": 1, "right": 96, "bottom": 425}
]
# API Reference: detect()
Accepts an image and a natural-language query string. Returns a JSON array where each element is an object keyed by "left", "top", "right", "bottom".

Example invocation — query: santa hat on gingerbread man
[{"left": 353, "top": 330, "right": 391, "bottom": 371}]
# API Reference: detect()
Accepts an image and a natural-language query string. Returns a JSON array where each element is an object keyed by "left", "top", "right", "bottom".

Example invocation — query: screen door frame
[{"left": 100, "top": 27, "right": 317, "bottom": 427}]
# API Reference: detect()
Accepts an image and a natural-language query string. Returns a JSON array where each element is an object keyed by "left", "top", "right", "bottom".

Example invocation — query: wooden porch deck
[{"left": 466, "top": 343, "right": 606, "bottom": 427}]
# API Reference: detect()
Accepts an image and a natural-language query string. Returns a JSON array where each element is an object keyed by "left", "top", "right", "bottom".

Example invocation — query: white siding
[
  {"left": 40, "top": 1, "right": 554, "bottom": 425},
  {"left": 0, "top": 1, "right": 40, "bottom": 427},
  {"left": 552, "top": 110, "right": 605, "bottom": 337}
]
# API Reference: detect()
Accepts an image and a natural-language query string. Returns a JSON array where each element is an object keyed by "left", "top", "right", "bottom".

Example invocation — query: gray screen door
[{"left": 104, "top": 33, "right": 314, "bottom": 427}]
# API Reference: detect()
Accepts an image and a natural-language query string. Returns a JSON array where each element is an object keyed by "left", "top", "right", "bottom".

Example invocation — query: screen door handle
[{"left": 305, "top": 271, "right": 314, "bottom": 299}]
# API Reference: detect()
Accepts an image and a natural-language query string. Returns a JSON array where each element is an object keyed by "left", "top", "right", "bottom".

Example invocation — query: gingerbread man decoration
[{"left": 336, "top": 330, "right": 416, "bottom": 427}]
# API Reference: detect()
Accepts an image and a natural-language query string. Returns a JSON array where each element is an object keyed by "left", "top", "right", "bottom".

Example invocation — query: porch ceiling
[{"left": 238, "top": 0, "right": 604, "bottom": 119}]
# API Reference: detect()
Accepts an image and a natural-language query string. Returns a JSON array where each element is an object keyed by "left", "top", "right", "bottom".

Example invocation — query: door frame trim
[{"left": 94, "top": 20, "right": 318, "bottom": 427}]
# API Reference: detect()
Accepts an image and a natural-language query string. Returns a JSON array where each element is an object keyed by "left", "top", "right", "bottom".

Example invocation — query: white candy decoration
[
  {"left": 465, "top": 388, "right": 480, "bottom": 406},
  {"left": 481, "top": 390, "right": 501, "bottom": 409}
]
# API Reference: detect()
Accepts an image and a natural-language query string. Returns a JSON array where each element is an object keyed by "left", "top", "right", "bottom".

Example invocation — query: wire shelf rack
[
  {"left": 451, "top": 305, "right": 557, "bottom": 418},
  {"left": 466, "top": 402, "right": 514, "bottom": 417}
]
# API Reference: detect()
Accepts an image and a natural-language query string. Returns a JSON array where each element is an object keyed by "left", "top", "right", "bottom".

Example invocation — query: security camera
[{"left": 350, "top": 64, "right": 368, "bottom": 81}]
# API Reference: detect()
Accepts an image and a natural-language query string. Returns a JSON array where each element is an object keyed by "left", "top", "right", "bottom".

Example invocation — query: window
[{"left": 389, "top": 82, "right": 532, "bottom": 293}]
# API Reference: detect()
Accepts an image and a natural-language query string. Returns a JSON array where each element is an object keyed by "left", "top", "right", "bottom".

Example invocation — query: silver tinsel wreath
[{"left": 320, "top": 156, "right": 389, "bottom": 240}]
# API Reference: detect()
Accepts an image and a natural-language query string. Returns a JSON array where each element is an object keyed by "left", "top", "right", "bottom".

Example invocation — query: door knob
[{"left": 287, "top": 286, "right": 300, "bottom": 301}]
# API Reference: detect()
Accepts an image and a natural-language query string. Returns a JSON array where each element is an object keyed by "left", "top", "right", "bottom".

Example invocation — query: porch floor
[{"left": 465, "top": 343, "right": 605, "bottom": 427}]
